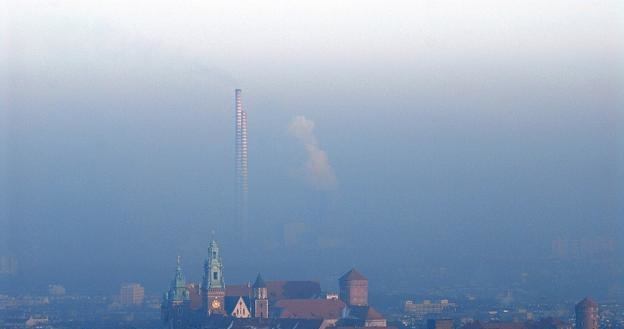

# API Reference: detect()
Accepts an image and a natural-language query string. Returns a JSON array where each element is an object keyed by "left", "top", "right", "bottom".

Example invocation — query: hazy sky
[{"left": 1, "top": 1, "right": 623, "bottom": 295}]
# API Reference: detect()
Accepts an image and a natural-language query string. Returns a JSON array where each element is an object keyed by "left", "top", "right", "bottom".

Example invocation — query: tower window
[{"left": 213, "top": 272, "right": 218, "bottom": 280}]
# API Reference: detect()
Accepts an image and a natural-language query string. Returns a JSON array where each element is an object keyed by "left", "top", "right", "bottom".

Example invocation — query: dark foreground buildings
[{"left": 161, "top": 239, "right": 391, "bottom": 329}]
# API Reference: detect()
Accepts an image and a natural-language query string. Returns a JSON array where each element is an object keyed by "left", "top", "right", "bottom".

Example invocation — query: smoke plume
[{"left": 288, "top": 116, "right": 337, "bottom": 190}]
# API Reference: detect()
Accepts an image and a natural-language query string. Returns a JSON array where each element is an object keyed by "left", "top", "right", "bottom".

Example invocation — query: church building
[
  {"left": 162, "top": 239, "right": 271, "bottom": 328},
  {"left": 161, "top": 240, "right": 389, "bottom": 329}
]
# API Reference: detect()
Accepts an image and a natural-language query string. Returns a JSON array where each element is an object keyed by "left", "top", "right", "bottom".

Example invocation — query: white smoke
[{"left": 288, "top": 116, "right": 337, "bottom": 190}]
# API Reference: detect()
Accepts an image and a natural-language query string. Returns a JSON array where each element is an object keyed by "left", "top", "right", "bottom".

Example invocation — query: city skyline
[{"left": 1, "top": 0, "right": 622, "bottom": 303}]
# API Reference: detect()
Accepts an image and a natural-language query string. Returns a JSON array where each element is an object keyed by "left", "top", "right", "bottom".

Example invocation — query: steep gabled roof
[
  {"left": 339, "top": 268, "right": 367, "bottom": 282},
  {"left": 253, "top": 273, "right": 267, "bottom": 288},
  {"left": 225, "top": 296, "right": 251, "bottom": 316}
]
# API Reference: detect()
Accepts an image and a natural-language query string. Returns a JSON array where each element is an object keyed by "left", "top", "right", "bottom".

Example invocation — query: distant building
[
  {"left": 0, "top": 255, "right": 17, "bottom": 275},
  {"left": 428, "top": 319, "right": 454, "bottom": 329},
  {"left": 120, "top": 283, "right": 145, "bottom": 306},
  {"left": 25, "top": 316, "right": 48, "bottom": 328},
  {"left": 48, "top": 284, "right": 66, "bottom": 296},
  {"left": 575, "top": 298, "right": 598, "bottom": 329},
  {"left": 339, "top": 268, "right": 368, "bottom": 307},
  {"left": 551, "top": 237, "right": 615, "bottom": 260},
  {"left": 404, "top": 300, "right": 456, "bottom": 318}
]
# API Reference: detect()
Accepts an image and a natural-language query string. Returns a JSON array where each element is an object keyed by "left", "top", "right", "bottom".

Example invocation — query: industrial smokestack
[{"left": 235, "top": 89, "right": 248, "bottom": 242}]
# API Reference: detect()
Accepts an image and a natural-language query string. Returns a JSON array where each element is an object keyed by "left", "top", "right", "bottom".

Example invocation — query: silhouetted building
[{"left": 575, "top": 298, "right": 598, "bottom": 329}]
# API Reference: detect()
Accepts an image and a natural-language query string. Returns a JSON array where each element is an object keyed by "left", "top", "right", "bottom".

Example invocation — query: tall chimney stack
[{"left": 235, "top": 89, "right": 248, "bottom": 242}]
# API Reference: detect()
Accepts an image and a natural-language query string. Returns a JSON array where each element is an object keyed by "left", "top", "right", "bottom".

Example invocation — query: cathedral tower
[
  {"left": 162, "top": 257, "right": 191, "bottom": 329},
  {"left": 202, "top": 240, "right": 226, "bottom": 316}
]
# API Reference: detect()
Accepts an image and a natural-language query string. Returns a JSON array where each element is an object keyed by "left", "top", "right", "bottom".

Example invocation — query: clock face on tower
[{"left": 211, "top": 299, "right": 221, "bottom": 309}]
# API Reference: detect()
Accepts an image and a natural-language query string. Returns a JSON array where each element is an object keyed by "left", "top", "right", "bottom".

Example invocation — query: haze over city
[{"left": 1, "top": 0, "right": 622, "bottom": 309}]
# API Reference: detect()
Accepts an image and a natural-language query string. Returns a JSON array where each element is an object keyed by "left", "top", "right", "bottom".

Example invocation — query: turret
[
  {"left": 162, "top": 257, "right": 191, "bottom": 328},
  {"left": 252, "top": 273, "right": 269, "bottom": 318},
  {"left": 169, "top": 256, "right": 190, "bottom": 302},
  {"left": 253, "top": 273, "right": 267, "bottom": 299}
]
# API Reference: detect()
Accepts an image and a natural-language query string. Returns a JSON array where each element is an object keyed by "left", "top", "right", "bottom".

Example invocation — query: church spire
[
  {"left": 169, "top": 256, "right": 189, "bottom": 301},
  {"left": 253, "top": 273, "right": 266, "bottom": 289}
]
